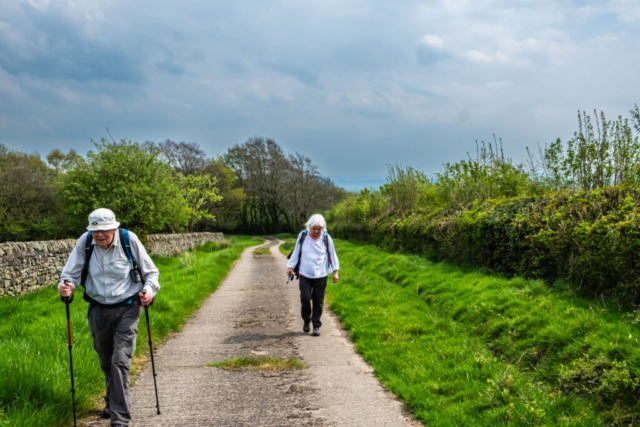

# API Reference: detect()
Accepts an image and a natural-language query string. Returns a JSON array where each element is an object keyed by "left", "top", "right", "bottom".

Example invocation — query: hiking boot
[
  {"left": 312, "top": 326, "right": 320, "bottom": 336},
  {"left": 303, "top": 321, "right": 310, "bottom": 333},
  {"left": 100, "top": 406, "right": 111, "bottom": 419}
]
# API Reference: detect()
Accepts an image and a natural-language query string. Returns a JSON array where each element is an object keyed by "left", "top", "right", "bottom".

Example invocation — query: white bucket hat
[{"left": 87, "top": 208, "right": 120, "bottom": 231}]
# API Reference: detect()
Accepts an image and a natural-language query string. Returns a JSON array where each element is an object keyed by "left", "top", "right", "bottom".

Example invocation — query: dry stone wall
[
  {"left": 0, "top": 232, "right": 224, "bottom": 297},
  {"left": 144, "top": 232, "right": 224, "bottom": 257}
]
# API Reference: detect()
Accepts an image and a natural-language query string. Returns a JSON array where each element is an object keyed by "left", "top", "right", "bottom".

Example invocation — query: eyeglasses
[{"left": 92, "top": 229, "right": 115, "bottom": 235}]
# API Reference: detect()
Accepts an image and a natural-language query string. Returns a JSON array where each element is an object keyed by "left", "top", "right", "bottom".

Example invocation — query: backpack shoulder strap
[
  {"left": 290, "top": 231, "right": 308, "bottom": 278},
  {"left": 119, "top": 228, "right": 134, "bottom": 262},
  {"left": 324, "top": 232, "right": 333, "bottom": 269},
  {"left": 80, "top": 232, "right": 94, "bottom": 288},
  {"left": 286, "top": 230, "right": 307, "bottom": 260},
  {"left": 120, "top": 229, "right": 146, "bottom": 287},
  {"left": 299, "top": 230, "right": 308, "bottom": 250}
]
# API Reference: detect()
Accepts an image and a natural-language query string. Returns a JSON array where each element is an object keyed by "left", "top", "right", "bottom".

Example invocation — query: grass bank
[
  {"left": 208, "top": 357, "right": 304, "bottom": 371},
  {"left": 0, "top": 236, "right": 262, "bottom": 427},
  {"left": 326, "top": 240, "right": 640, "bottom": 426},
  {"left": 274, "top": 233, "right": 295, "bottom": 256}
]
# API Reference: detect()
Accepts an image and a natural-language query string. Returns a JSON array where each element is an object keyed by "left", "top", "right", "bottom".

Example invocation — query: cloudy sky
[{"left": 1, "top": 0, "right": 639, "bottom": 189}]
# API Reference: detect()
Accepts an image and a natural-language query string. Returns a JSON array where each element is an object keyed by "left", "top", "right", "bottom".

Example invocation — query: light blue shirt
[{"left": 59, "top": 230, "right": 160, "bottom": 304}]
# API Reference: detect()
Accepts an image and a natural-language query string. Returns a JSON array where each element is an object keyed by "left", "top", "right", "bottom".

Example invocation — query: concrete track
[{"left": 82, "top": 237, "right": 418, "bottom": 426}]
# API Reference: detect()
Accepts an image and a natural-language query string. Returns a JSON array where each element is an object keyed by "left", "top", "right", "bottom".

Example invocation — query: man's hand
[
  {"left": 59, "top": 281, "right": 74, "bottom": 298},
  {"left": 287, "top": 268, "right": 294, "bottom": 278},
  {"left": 333, "top": 271, "right": 339, "bottom": 284},
  {"left": 139, "top": 291, "right": 153, "bottom": 307}
]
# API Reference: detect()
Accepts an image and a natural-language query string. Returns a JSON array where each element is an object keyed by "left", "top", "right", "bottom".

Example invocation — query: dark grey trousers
[
  {"left": 299, "top": 276, "right": 327, "bottom": 328},
  {"left": 88, "top": 302, "right": 142, "bottom": 426}
]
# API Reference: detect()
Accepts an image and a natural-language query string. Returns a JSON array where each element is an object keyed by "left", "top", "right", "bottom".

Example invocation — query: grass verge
[
  {"left": 0, "top": 235, "right": 262, "bottom": 427},
  {"left": 270, "top": 233, "right": 294, "bottom": 240},
  {"left": 328, "top": 240, "right": 640, "bottom": 426},
  {"left": 275, "top": 233, "right": 295, "bottom": 256},
  {"left": 253, "top": 247, "right": 272, "bottom": 255},
  {"left": 207, "top": 356, "right": 304, "bottom": 371}
]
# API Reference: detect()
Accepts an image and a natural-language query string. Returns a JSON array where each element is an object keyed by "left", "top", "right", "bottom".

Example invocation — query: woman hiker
[{"left": 286, "top": 214, "right": 340, "bottom": 336}]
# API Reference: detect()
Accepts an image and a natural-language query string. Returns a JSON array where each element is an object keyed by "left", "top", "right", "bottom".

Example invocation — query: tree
[
  {"left": 58, "top": 139, "right": 189, "bottom": 236},
  {"left": 46, "top": 148, "right": 83, "bottom": 172},
  {"left": 181, "top": 174, "right": 222, "bottom": 232},
  {"left": 224, "top": 137, "right": 346, "bottom": 233},
  {"left": 0, "top": 144, "right": 65, "bottom": 242},
  {"left": 200, "top": 158, "right": 246, "bottom": 231},
  {"left": 144, "top": 139, "right": 208, "bottom": 176},
  {"left": 631, "top": 104, "right": 640, "bottom": 134},
  {"left": 224, "top": 137, "right": 290, "bottom": 232}
]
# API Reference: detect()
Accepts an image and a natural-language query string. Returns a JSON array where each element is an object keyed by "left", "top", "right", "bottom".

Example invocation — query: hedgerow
[{"left": 328, "top": 185, "right": 640, "bottom": 304}]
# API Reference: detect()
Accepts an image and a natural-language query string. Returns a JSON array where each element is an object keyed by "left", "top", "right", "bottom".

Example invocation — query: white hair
[{"left": 305, "top": 214, "right": 327, "bottom": 232}]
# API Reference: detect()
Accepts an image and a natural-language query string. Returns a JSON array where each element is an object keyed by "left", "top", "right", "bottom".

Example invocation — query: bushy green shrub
[{"left": 57, "top": 139, "right": 189, "bottom": 236}]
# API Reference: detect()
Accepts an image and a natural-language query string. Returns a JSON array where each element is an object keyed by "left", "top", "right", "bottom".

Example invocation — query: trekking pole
[
  {"left": 63, "top": 294, "right": 77, "bottom": 427},
  {"left": 141, "top": 290, "right": 161, "bottom": 415}
]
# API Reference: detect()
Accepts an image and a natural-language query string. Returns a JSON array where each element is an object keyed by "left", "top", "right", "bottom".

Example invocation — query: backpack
[
  {"left": 78, "top": 228, "right": 144, "bottom": 306},
  {"left": 287, "top": 230, "right": 333, "bottom": 279}
]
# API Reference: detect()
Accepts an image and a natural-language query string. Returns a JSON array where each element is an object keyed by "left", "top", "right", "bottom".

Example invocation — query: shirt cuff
[{"left": 142, "top": 284, "right": 156, "bottom": 298}]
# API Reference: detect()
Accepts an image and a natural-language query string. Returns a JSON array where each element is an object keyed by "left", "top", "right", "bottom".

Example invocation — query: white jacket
[{"left": 287, "top": 232, "right": 340, "bottom": 279}]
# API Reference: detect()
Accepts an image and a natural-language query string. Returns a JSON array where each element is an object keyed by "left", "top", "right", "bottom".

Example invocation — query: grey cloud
[
  {"left": 416, "top": 44, "right": 449, "bottom": 65},
  {"left": 155, "top": 60, "right": 185, "bottom": 76},
  {"left": 0, "top": 2, "right": 143, "bottom": 83},
  {"left": 265, "top": 62, "right": 322, "bottom": 88}
]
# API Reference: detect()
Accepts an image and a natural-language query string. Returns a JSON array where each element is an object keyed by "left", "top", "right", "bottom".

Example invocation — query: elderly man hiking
[
  {"left": 58, "top": 208, "right": 159, "bottom": 427},
  {"left": 287, "top": 214, "right": 340, "bottom": 336}
]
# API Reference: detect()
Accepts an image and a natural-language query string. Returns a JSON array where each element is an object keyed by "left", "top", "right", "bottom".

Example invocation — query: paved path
[{"left": 83, "top": 238, "right": 418, "bottom": 426}]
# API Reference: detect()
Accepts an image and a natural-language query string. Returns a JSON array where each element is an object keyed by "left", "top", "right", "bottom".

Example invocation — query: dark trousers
[
  {"left": 299, "top": 276, "right": 327, "bottom": 328},
  {"left": 88, "top": 302, "right": 142, "bottom": 426}
]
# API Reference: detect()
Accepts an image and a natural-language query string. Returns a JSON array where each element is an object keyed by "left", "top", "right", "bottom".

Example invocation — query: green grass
[
  {"left": 270, "top": 232, "right": 293, "bottom": 240},
  {"left": 0, "top": 235, "right": 262, "bottom": 427},
  {"left": 275, "top": 234, "right": 295, "bottom": 256},
  {"left": 207, "top": 356, "right": 304, "bottom": 370},
  {"left": 253, "top": 247, "right": 272, "bottom": 255},
  {"left": 328, "top": 240, "right": 640, "bottom": 426}
]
